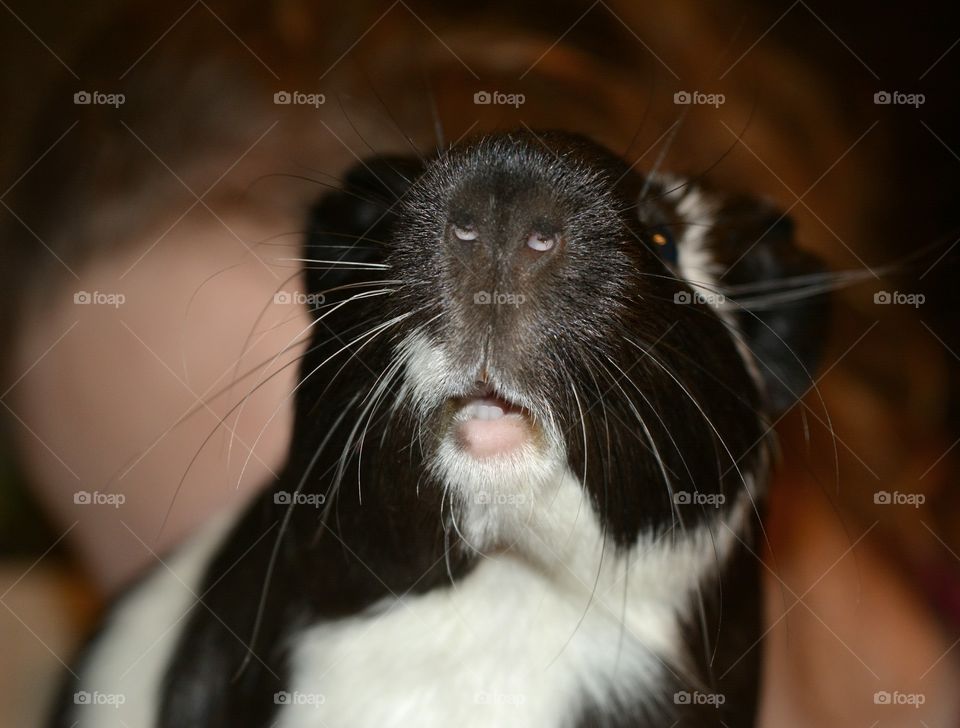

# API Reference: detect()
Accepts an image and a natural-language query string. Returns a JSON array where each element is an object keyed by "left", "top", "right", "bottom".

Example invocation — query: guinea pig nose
[{"left": 526, "top": 231, "right": 558, "bottom": 252}]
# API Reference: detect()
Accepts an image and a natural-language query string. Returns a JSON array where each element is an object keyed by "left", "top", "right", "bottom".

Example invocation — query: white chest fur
[
  {"left": 68, "top": 467, "right": 750, "bottom": 728},
  {"left": 65, "top": 514, "right": 236, "bottom": 728},
  {"left": 278, "top": 468, "right": 749, "bottom": 728}
]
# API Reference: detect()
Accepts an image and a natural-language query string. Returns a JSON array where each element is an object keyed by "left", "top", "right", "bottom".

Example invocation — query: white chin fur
[
  {"left": 395, "top": 330, "right": 541, "bottom": 421},
  {"left": 396, "top": 327, "right": 570, "bottom": 552},
  {"left": 433, "top": 429, "right": 566, "bottom": 552},
  {"left": 395, "top": 330, "right": 460, "bottom": 420}
]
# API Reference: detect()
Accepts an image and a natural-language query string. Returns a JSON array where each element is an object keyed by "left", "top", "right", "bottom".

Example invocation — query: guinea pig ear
[
  {"left": 304, "top": 155, "right": 422, "bottom": 295},
  {"left": 704, "top": 194, "right": 830, "bottom": 413}
]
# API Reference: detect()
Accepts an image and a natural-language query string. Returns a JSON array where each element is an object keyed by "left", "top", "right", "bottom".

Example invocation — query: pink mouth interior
[{"left": 455, "top": 390, "right": 531, "bottom": 458}]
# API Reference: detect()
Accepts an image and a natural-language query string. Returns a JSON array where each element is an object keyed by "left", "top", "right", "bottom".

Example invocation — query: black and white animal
[{"left": 51, "top": 130, "right": 827, "bottom": 727}]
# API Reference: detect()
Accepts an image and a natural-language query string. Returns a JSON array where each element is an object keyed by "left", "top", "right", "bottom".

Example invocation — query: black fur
[{"left": 713, "top": 198, "right": 829, "bottom": 411}]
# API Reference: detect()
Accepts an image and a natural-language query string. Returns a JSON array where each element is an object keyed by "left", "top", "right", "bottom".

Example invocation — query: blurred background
[{"left": 1, "top": 1, "right": 959, "bottom": 725}]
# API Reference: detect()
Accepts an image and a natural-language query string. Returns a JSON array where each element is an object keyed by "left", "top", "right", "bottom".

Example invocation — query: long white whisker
[
  {"left": 235, "top": 303, "right": 405, "bottom": 493},
  {"left": 224, "top": 281, "right": 399, "bottom": 466},
  {"left": 278, "top": 257, "right": 390, "bottom": 268}
]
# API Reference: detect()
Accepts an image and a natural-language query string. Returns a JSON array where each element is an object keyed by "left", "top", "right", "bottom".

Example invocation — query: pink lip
[{"left": 453, "top": 392, "right": 532, "bottom": 458}]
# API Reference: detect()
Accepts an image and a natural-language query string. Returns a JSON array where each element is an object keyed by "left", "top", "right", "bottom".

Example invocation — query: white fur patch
[
  {"left": 675, "top": 189, "right": 723, "bottom": 298},
  {"left": 394, "top": 329, "right": 458, "bottom": 420},
  {"left": 650, "top": 175, "right": 723, "bottom": 302},
  {"left": 654, "top": 176, "right": 766, "bottom": 392},
  {"left": 65, "top": 513, "right": 236, "bottom": 728},
  {"left": 277, "top": 460, "right": 752, "bottom": 728}
]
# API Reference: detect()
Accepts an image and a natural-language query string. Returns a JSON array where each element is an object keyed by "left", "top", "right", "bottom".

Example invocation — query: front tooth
[
  {"left": 480, "top": 405, "right": 504, "bottom": 420},
  {"left": 462, "top": 402, "right": 506, "bottom": 420}
]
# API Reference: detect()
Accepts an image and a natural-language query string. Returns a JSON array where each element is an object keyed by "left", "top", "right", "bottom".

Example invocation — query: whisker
[
  {"left": 234, "top": 300, "right": 406, "bottom": 497},
  {"left": 250, "top": 171, "right": 396, "bottom": 209},
  {"left": 227, "top": 288, "right": 397, "bottom": 480},
  {"left": 351, "top": 60, "right": 426, "bottom": 163},
  {"left": 277, "top": 257, "right": 391, "bottom": 268},
  {"left": 625, "top": 339, "right": 779, "bottom": 580},
  {"left": 154, "top": 302, "right": 395, "bottom": 541},
  {"left": 235, "top": 402, "right": 357, "bottom": 680}
]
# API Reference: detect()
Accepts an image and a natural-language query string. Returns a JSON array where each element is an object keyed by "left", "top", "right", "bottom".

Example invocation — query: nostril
[{"left": 526, "top": 231, "right": 558, "bottom": 252}]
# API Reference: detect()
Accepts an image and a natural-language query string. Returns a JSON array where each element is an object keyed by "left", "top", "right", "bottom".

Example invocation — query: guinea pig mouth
[{"left": 448, "top": 385, "right": 534, "bottom": 458}]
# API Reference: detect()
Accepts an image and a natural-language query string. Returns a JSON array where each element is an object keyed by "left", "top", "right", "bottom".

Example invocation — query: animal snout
[
  {"left": 450, "top": 221, "right": 561, "bottom": 259},
  {"left": 448, "top": 219, "right": 562, "bottom": 304}
]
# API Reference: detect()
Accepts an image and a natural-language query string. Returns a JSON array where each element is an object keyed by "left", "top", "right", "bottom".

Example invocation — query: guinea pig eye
[
  {"left": 647, "top": 226, "right": 678, "bottom": 265},
  {"left": 451, "top": 224, "right": 478, "bottom": 241},
  {"left": 527, "top": 231, "right": 557, "bottom": 252}
]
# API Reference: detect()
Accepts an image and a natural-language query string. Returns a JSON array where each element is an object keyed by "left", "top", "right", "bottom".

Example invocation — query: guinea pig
[{"left": 50, "top": 130, "right": 827, "bottom": 728}]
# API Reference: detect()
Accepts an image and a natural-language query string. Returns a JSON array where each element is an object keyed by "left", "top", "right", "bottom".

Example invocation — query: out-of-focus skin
[{"left": 12, "top": 213, "right": 308, "bottom": 592}]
